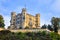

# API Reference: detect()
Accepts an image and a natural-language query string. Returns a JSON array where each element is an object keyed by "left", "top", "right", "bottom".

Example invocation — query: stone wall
[{"left": 9, "top": 29, "right": 50, "bottom": 33}]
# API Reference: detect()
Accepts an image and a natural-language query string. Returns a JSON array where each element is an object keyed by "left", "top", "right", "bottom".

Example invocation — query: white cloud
[
  {"left": 4, "top": 16, "right": 10, "bottom": 29},
  {"left": 14, "top": 6, "right": 24, "bottom": 13}
]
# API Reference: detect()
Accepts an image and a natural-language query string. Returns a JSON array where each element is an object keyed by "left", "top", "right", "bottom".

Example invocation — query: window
[
  {"left": 29, "top": 18, "right": 32, "bottom": 20},
  {"left": 16, "top": 21, "right": 19, "bottom": 24},
  {"left": 23, "top": 16, "right": 25, "bottom": 19},
  {"left": 13, "top": 19, "right": 15, "bottom": 21}
]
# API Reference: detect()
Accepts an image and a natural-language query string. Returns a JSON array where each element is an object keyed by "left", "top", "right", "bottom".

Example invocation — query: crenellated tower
[
  {"left": 36, "top": 13, "right": 40, "bottom": 28},
  {"left": 21, "top": 8, "right": 27, "bottom": 28},
  {"left": 10, "top": 12, "right": 16, "bottom": 29}
]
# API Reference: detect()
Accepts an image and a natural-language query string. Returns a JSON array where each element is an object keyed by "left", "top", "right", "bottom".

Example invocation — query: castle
[{"left": 9, "top": 8, "right": 40, "bottom": 29}]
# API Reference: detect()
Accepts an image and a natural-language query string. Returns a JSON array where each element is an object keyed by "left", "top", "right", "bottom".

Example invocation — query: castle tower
[
  {"left": 36, "top": 13, "right": 40, "bottom": 28},
  {"left": 10, "top": 12, "right": 16, "bottom": 29},
  {"left": 21, "top": 8, "right": 27, "bottom": 28}
]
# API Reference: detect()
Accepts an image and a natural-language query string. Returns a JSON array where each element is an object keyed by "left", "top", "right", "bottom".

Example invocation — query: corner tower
[
  {"left": 10, "top": 12, "right": 16, "bottom": 29},
  {"left": 36, "top": 13, "right": 40, "bottom": 28}
]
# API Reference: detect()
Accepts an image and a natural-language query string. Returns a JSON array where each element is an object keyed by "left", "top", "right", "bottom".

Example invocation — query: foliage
[
  {"left": 50, "top": 32, "right": 60, "bottom": 40},
  {"left": 0, "top": 30, "right": 60, "bottom": 40},
  {"left": 48, "top": 24, "right": 53, "bottom": 31},
  {"left": 51, "top": 17, "right": 60, "bottom": 33},
  {"left": 41, "top": 24, "right": 47, "bottom": 29},
  {"left": 0, "top": 15, "right": 5, "bottom": 28}
]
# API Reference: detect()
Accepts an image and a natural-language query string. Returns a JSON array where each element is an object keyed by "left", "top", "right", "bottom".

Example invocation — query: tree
[
  {"left": 48, "top": 24, "right": 53, "bottom": 31},
  {"left": 41, "top": 24, "right": 47, "bottom": 29},
  {"left": 51, "top": 17, "right": 60, "bottom": 33},
  {"left": 0, "top": 15, "right": 5, "bottom": 28}
]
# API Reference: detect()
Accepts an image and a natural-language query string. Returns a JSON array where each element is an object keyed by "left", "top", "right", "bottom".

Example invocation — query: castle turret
[
  {"left": 10, "top": 12, "right": 16, "bottom": 29},
  {"left": 22, "top": 8, "right": 26, "bottom": 13},
  {"left": 36, "top": 13, "right": 40, "bottom": 28},
  {"left": 21, "top": 8, "right": 27, "bottom": 28}
]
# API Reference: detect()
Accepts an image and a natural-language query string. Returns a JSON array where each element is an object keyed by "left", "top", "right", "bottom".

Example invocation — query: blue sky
[{"left": 0, "top": 0, "right": 60, "bottom": 28}]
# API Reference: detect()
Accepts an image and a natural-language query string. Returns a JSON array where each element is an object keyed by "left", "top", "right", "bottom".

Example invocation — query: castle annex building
[{"left": 10, "top": 8, "right": 40, "bottom": 29}]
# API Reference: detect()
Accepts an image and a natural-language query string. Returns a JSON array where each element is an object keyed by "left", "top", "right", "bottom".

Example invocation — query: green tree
[
  {"left": 51, "top": 17, "right": 60, "bottom": 33},
  {"left": 0, "top": 15, "right": 5, "bottom": 28},
  {"left": 48, "top": 24, "right": 53, "bottom": 31},
  {"left": 41, "top": 24, "right": 47, "bottom": 29}
]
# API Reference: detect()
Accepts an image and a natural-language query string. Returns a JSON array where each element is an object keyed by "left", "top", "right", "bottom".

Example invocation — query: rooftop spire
[
  {"left": 22, "top": 8, "right": 27, "bottom": 13},
  {"left": 22, "top": 2, "right": 27, "bottom": 13},
  {"left": 25, "top": 4, "right": 26, "bottom": 9}
]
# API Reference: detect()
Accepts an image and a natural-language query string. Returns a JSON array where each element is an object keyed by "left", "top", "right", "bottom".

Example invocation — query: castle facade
[{"left": 10, "top": 8, "right": 40, "bottom": 29}]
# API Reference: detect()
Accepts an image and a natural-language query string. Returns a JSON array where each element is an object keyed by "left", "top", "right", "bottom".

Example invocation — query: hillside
[{"left": 0, "top": 30, "right": 60, "bottom": 40}]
